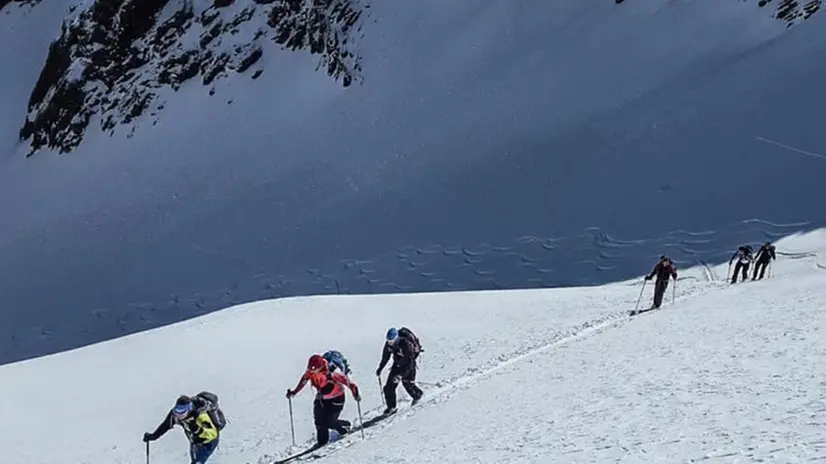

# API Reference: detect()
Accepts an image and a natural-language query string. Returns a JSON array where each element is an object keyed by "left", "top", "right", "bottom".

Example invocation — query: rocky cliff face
[
  {"left": 13, "top": 0, "right": 367, "bottom": 155},
  {"left": 759, "top": 0, "right": 821, "bottom": 24},
  {"left": 4, "top": 0, "right": 821, "bottom": 155}
]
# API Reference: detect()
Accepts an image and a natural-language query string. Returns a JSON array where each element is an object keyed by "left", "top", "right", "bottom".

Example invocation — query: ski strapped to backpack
[
  {"left": 195, "top": 391, "right": 227, "bottom": 430},
  {"left": 398, "top": 327, "right": 422, "bottom": 358}
]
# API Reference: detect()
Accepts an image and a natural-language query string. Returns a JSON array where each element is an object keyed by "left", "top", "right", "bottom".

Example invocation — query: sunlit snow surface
[{"left": 1, "top": 229, "right": 825, "bottom": 463}]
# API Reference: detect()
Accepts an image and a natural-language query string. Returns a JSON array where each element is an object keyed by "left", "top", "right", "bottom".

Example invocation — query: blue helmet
[
  {"left": 173, "top": 395, "right": 193, "bottom": 419},
  {"left": 386, "top": 327, "right": 398, "bottom": 342}
]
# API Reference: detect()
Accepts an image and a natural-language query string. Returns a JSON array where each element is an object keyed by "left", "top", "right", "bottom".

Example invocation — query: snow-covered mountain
[
  {"left": 1, "top": 0, "right": 825, "bottom": 366},
  {"left": 17, "top": 0, "right": 365, "bottom": 154},
  {"left": 1, "top": 230, "right": 824, "bottom": 464}
]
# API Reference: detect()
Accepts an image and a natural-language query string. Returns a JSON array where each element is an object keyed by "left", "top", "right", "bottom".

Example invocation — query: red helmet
[{"left": 307, "top": 354, "right": 328, "bottom": 373}]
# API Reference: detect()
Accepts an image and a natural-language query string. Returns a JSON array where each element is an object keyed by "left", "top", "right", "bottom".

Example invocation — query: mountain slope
[
  {"left": 18, "top": 0, "right": 365, "bottom": 154},
  {"left": 1, "top": 0, "right": 826, "bottom": 366},
  {"left": 1, "top": 229, "right": 824, "bottom": 464},
  {"left": 324, "top": 235, "right": 826, "bottom": 464}
]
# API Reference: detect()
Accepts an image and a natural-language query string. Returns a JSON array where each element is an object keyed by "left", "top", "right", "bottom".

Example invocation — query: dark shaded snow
[{"left": 0, "top": 0, "right": 824, "bottom": 364}]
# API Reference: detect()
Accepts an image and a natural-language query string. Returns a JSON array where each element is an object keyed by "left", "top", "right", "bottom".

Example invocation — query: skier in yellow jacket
[{"left": 143, "top": 393, "right": 225, "bottom": 464}]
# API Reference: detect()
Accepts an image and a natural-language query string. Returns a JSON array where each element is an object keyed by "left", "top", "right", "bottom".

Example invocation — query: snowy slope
[
  {"left": 1, "top": 0, "right": 826, "bottom": 367},
  {"left": 1, "top": 229, "right": 824, "bottom": 464}
]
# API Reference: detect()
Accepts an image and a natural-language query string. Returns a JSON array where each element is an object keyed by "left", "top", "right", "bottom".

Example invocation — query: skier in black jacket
[
  {"left": 752, "top": 241, "right": 776, "bottom": 280},
  {"left": 729, "top": 245, "right": 754, "bottom": 283},
  {"left": 376, "top": 327, "right": 423, "bottom": 414},
  {"left": 143, "top": 393, "right": 223, "bottom": 464},
  {"left": 644, "top": 255, "right": 678, "bottom": 309}
]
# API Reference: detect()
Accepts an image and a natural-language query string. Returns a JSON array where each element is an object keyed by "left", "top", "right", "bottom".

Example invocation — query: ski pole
[
  {"left": 727, "top": 262, "right": 731, "bottom": 282},
  {"left": 145, "top": 441, "right": 149, "bottom": 464},
  {"left": 288, "top": 395, "right": 296, "bottom": 446},
  {"left": 634, "top": 279, "right": 646, "bottom": 313},
  {"left": 377, "top": 375, "right": 385, "bottom": 407},
  {"left": 356, "top": 399, "right": 365, "bottom": 439},
  {"left": 672, "top": 278, "right": 676, "bottom": 305}
]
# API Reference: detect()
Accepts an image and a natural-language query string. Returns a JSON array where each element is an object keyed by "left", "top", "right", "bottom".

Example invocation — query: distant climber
[
  {"left": 729, "top": 245, "right": 754, "bottom": 283},
  {"left": 376, "top": 327, "right": 423, "bottom": 414},
  {"left": 644, "top": 255, "right": 678, "bottom": 309},
  {"left": 752, "top": 241, "right": 776, "bottom": 280},
  {"left": 286, "top": 354, "right": 361, "bottom": 446},
  {"left": 143, "top": 392, "right": 226, "bottom": 464}
]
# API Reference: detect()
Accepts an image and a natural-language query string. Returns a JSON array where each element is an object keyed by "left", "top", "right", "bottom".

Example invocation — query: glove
[
  {"left": 285, "top": 389, "right": 293, "bottom": 399},
  {"left": 644, "top": 275, "right": 652, "bottom": 281},
  {"left": 143, "top": 432, "right": 155, "bottom": 442},
  {"left": 354, "top": 391, "right": 361, "bottom": 402},
  {"left": 375, "top": 368, "right": 382, "bottom": 377}
]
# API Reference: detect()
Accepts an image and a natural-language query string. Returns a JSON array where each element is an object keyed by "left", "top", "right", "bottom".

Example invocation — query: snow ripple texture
[{"left": 0, "top": 218, "right": 818, "bottom": 364}]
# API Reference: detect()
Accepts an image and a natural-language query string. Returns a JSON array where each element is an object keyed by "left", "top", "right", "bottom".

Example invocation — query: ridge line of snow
[{"left": 755, "top": 135, "right": 826, "bottom": 162}]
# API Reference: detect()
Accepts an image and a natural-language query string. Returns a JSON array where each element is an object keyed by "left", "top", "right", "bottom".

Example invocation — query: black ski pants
[
  {"left": 384, "top": 363, "right": 422, "bottom": 410},
  {"left": 652, "top": 278, "right": 669, "bottom": 309},
  {"left": 732, "top": 261, "right": 749, "bottom": 283},
  {"left": 313, "top": 397, "right": 350, "bottom": 445},
  {"left": 752, "top": 259, "right": 770, "bottom": 280}
]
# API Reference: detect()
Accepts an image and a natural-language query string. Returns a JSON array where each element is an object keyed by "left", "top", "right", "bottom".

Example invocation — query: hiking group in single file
[
  {"left": 635, "top": 241, "right": 776, "bottom": 314},
  {"left": 141, "top": 242, "right": 776, "bottom": 463},
  {"left": 142, "top": 326, "right": 423, "bottom": 464}
]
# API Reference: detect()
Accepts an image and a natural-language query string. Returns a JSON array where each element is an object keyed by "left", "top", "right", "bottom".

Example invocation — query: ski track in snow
[
  {"left": 310, "top": 234, "right": 826, "bottom": 463},
  {"left": 258, "top": 248, "right": 814, "bottom": 463},
  {"left": 260, "top": 314, "right": 631, "bottom": 463},
  {"left": 1, "top": 230, "right": 825, "bottom": 464}
]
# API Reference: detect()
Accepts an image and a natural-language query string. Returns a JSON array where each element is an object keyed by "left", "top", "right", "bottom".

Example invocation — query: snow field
[
  {"left": 1, "top": 230, "right": 824, "bottom": 464},
  {"left": 319, "top": 231, "right": 826, "bottom": 463},
  {"left": 0, "top": 266, "right": 648, "bottom": 463}
]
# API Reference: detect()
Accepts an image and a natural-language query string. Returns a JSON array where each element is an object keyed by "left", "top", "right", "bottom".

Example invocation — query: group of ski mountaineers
[
  {"left": 142, "top": 326, "right": 423, "bottom": 463},
  {"left": 140, "top": 243, "right": 777, "bottom": 463},
  {"left": 642, "top": 241, "right": 777, "bottom": 310}
]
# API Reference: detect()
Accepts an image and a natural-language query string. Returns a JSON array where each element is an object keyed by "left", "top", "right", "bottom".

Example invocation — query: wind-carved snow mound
[{"left": 17, "top": 0, "right": 367, "bottom": 154}]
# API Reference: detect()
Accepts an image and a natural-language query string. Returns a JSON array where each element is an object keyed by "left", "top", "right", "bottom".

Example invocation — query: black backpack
[
  {"left": 398, "top": 327, "right": 422, "bottom": 359},
  {"left": 195, "top": 391, "right": 227, "bottom": 431}
]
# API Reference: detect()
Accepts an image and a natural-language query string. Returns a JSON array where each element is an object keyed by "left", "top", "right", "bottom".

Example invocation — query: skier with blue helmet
[
  {"left": 376, "top": 327, "right": 423, "bottom": 414},
  {"left": 143, "top": 392, "right": 225, "bottom": 464}
]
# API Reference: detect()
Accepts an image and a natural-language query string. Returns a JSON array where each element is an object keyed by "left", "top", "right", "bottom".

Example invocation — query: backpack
[
  {"left": 398, "top": 327, "right": 422, "bottom": 359},
  {"left": 323, "top": 350, "right": 350, "bottom": 375},
  {"left": 195, "top": 391, "right": 227, "bottom": 431}
]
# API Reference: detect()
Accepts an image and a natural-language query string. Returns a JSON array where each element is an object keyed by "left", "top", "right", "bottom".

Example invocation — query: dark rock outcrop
[
  {"left": 18, "top": 0, "right": 368, "bottom": 155},
  {"left": 758, "top": 0, "right": 822, "bottom": 24},
  {"left": 1, "top": 0, "right": 42, "bottom": 12}
]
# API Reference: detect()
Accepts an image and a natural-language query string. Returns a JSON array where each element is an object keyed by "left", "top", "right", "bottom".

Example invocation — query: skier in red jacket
[{"left": 286, "top": 354, "right": 361, "bottom": 445}]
